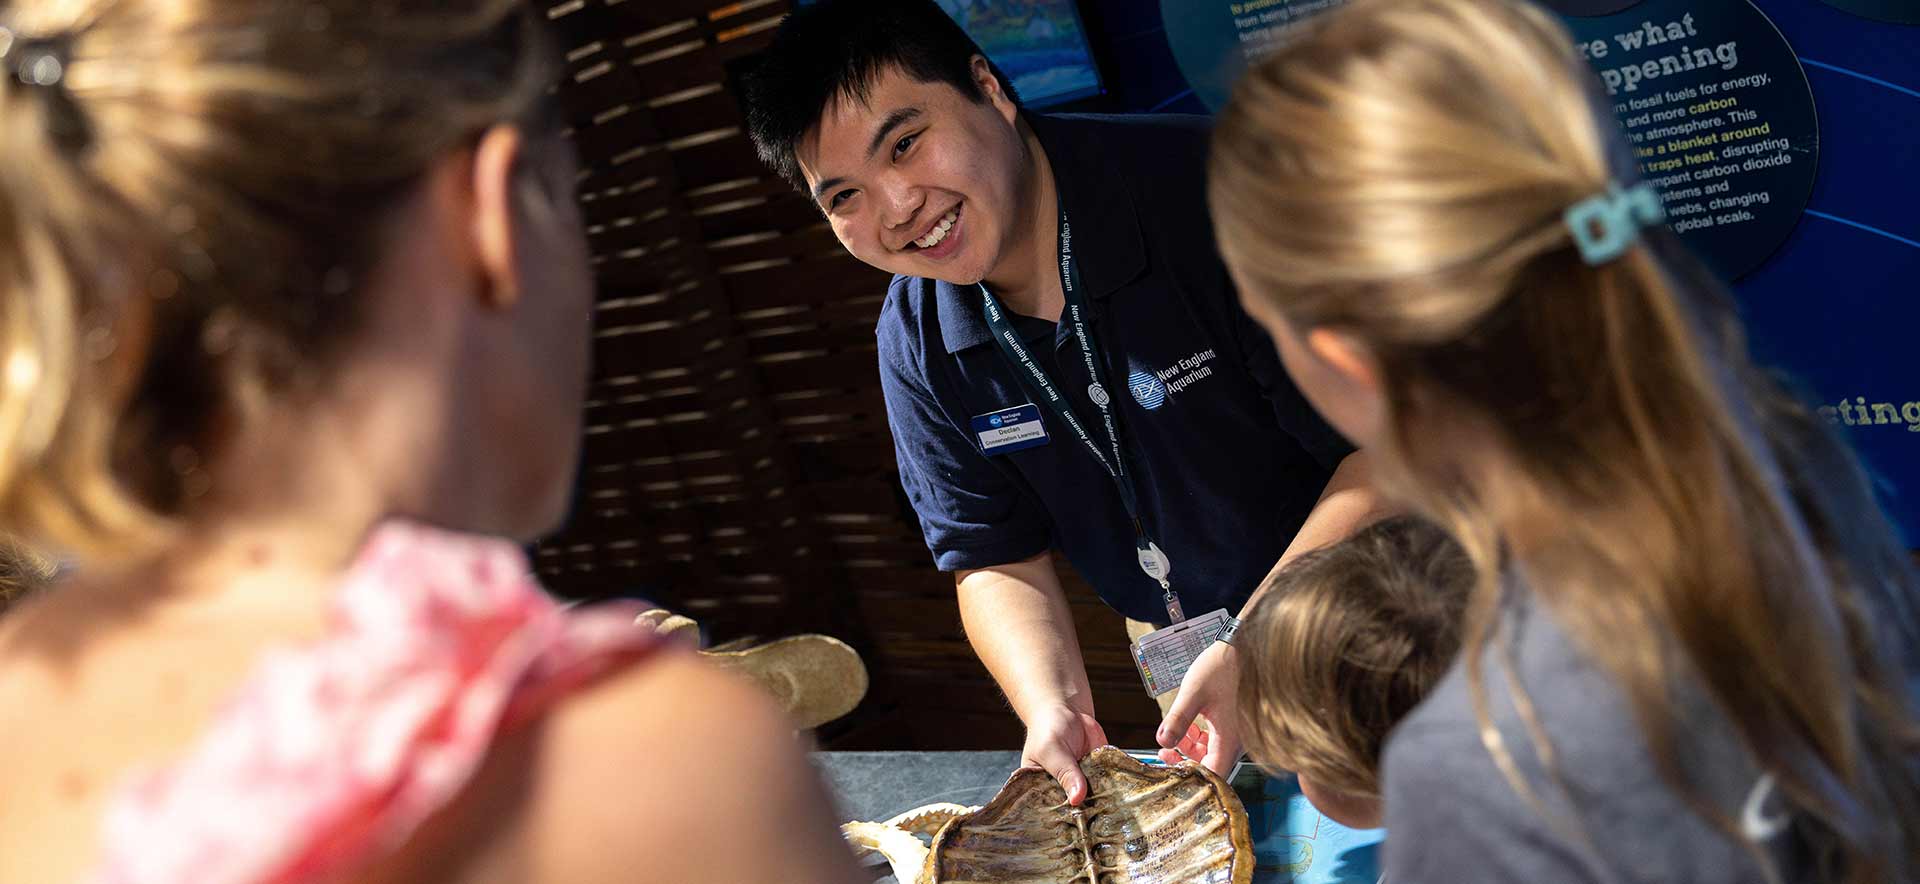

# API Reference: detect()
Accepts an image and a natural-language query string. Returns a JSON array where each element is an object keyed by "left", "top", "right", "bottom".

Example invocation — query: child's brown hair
[
  {"left": 1236, "top": 515, "right": 1472, "bottom": 798},
  {"left": 0, "top": 536, "right": 56, "bottom": 615}
]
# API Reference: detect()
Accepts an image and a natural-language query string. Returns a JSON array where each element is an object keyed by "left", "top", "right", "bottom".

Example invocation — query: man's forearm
[
  {"left": 956, "top": 551, "right": 1095, "bottom": 724},
  {"left": 1240, "top": 451, "right": 1387, "bottom": 618}
]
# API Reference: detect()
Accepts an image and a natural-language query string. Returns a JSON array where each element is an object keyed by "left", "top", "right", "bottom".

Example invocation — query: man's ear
[
  {"left": 470, "top": 124, "right": 528, "bottom": 310},
  {"left": 972, "top": 55, "right": 1018, "bottom": 125}
]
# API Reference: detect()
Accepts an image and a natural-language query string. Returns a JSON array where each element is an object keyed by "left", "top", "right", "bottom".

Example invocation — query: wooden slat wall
[{"left": 535, "top": 0, "right": 1160, "bottom": 749}]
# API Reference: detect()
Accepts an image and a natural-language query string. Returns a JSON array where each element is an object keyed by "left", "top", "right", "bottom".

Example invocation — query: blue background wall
[{"left": 1048, "top": 0, "right": 1918, "bottom": 539}]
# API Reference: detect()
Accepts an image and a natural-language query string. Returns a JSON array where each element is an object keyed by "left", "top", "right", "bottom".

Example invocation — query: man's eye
[
  {"left": 830, "top": 189, "right": 856, "bottom": 209},
  {"left": 893, "top": 133, "right": 918, "bottom": 158}
]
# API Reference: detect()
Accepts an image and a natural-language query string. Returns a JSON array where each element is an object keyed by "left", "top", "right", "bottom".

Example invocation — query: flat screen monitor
[{"left": 792, "top": 0, "right": 1105, "bottom": 107}]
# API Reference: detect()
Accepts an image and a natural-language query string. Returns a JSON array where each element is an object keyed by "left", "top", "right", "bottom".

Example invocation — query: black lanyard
[{"left": 979, "top": 208, "right": 1184, "bottom": 622}]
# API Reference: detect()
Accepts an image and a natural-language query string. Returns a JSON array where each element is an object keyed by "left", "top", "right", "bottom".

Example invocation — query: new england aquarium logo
[{"left": 1128, "top": 369, "right": 1167, "bottom": 410}]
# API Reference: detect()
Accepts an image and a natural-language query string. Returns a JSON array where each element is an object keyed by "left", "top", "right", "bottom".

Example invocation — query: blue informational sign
[
  {"left": 1230, "top": 766, "right": 1384, "bottom": 884},
  {"left": 1718, "top": 0, "right": 1918, "bottom": 543},
  {"left": 1815, "top": 0, "right": 1920, "bottom": 24},
  {"left": 1561, "top": 0, "right": 1821, "bottom": 281},
  {"left": 1109, "top": 0, "right": 1919, "bottom": 540}
]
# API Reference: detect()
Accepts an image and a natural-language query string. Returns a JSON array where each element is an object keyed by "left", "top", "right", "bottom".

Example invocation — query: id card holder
[
  {"left": 971, "top": 403, "right": 1049, "bottom": 455},
  {"left": 1130, "top": 608, "right": 1234, "bottom": 698}
]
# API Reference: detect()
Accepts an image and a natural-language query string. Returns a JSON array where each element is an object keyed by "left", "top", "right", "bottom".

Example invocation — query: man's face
[{"left": 795, "top": 58, "right": 1027, "bottom": 285}]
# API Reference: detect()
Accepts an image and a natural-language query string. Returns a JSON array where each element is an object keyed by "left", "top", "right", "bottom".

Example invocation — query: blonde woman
[
  {"left": 0, "top": 3, "right": 861, "bottom": 882},
  {"left": 1210, "top": 0, "right": 1919, "bottom": 881}
]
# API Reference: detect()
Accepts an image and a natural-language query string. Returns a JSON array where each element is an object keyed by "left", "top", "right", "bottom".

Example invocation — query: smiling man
[{"left": 741, "top": 0, "right": 1377, "bottom": 802}]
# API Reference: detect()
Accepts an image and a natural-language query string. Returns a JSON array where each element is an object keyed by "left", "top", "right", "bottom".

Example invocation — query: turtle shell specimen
[{"left": 908, "top": 746, "right": 1252, "bottom": 883}]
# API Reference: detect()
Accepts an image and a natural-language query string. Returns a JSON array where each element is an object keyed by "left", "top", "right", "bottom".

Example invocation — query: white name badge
[
  {"left": 1131, "top": 607, "right": 1234, "bottom": 698},
  {"left": 1137, "top": 542, "right": 1171, "bottom": 584},
  {"left": 970, "top": 403, "right": 1049, "bottom": 455}
]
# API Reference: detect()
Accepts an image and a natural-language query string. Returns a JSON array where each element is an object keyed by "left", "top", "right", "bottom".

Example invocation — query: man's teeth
[{"left": 916, "top": 211, "right": 958, "bottom": 249}]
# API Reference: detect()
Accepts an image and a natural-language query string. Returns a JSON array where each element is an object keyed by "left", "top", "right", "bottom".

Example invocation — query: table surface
[
  {"left": 814, "top": 751, "right": 1022, "bottom": 883},
  {"left": 814, "top": 750, "right": 1025, "bottom": 827},
  {"left": 812, "top": 750, "right": 1384, "bottom": 884}
]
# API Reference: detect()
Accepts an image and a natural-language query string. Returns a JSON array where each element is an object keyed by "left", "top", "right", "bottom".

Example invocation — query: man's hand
[
  {"left": 958, "top": 554, "right": 1107, "bottom": 805},
  {"left": 1155, "top": 642, "right": 1243, "bottom": 777},
  {"left": 1021, "top": 704, "right": 1109, "bottom": 806}
]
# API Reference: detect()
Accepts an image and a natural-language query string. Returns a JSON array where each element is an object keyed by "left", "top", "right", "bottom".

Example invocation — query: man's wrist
[{"left": 1013, "top": 693, "right": 1094, "bottom": 726}]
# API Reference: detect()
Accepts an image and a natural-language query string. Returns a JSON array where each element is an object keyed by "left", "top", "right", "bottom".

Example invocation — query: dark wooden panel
[
  {"left": 768, "top": 390, "right": 887, "bottom": 421},
  {"left": 742, "top": 323, "right": 878, "bottom": 359},
  {"left": 757, "top": 351, "right": 882, "bottom": 394},
  {"left": 708, "top": 225, "right": 842, "bottom": 266},
  {"left": 724, "top": 258, "right": 888, "bottom": 311},
  {"left": 648, "top": 87, "right": 745, "bottom": 140},
  {"left": 669, "top": 133, "right": 772, "bottom": 188},
  {"left": 697, "top": 190, "right": 828, "bottom": 241}
]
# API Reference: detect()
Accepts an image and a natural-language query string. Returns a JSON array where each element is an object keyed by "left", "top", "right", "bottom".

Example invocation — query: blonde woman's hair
[
  {"left": 0, "top": 1, "right": 566, "bottom": 566},
  {"left": 1210, "top": 0, "right": 1920, "bottom": 880},
  {"left": 1237, "top": 515, "right": 1473, "bottom": 798}
]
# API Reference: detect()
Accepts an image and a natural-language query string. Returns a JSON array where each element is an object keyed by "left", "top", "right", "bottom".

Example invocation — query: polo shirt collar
[{"left": 936, "top": 113, "right": 1148, "bottom": 355}]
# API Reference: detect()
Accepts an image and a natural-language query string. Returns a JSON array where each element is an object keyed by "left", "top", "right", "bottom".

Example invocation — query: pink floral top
[{"left": 88, "top": 521, "right": 661, "bottom": 884}]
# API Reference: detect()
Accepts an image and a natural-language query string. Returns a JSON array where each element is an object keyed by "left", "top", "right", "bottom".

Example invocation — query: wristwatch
[{"left": 1216, "top": 615, "right": 1242, "bottom": 647}]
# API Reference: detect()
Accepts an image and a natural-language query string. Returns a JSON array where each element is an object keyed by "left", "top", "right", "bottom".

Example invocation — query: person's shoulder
[
  {"left": 1046, "top": 113, "right": 1215, "bottom": 214},
  {"left": 499, "top": 649, "right": 863, "bottom": 883},
  {"left": 1379, "top": 601, "right": 1625, "bottom": 804},
  {"left": 881, "top": 273, "right": 934, "bottom": 326},
  {"left": 1044, "top": 113, "right": 1211, "bottom": 166},
  {"left": 1387, "top": 596, "right": 1648, "bottom": 774},
  {"left": 1380, "top": 655, "right": 1483, "bottom": 771},
  {"left": 1042, "top": 111, "right": 1213, "bottom": 141},
  {"left": 1382, "top": 592, "right": 1781, "bottom": 884},
  {"left": 878, "top": 273, "right": 938, "bottom": 370},
  {"left": 1379, "top": 656, "right": 1605, "bottom": 883}
]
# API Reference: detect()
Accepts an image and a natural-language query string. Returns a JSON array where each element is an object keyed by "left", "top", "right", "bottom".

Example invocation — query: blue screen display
[
  {"left": 791, "top": 0, "right": 1106, "bottom": 107},
  {"left": 937, "top": 0, "right": 1105, "bottom": 106}
]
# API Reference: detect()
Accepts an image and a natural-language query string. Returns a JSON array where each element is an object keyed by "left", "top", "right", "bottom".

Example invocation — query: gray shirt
[{"left": 1381, "top": 590, "right": 1809, "bottom": 884}]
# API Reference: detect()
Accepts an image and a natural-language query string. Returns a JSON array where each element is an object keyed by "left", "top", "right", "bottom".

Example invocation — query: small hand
[{"left": 1154, "top": 642, "right": 1244, "bottom": 777}]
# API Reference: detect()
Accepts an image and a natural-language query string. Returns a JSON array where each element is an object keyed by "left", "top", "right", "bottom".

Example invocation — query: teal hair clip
[{"left": 1564, "top": 181, "right": 1666, "bottom": 265}]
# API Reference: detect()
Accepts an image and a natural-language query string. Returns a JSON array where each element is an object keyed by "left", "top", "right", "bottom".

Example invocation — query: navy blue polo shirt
[{"left": 876, "top": 113, "right": 1352, "bottom": 625}]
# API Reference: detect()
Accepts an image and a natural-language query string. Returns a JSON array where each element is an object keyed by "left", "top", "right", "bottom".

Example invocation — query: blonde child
[{"left": 1236, "top": 515, "right": 1473, "bottom": 829}]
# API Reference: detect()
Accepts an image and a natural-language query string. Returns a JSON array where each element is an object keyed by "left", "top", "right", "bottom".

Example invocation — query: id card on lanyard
[{"left": 979, "top": 207, "right": 1230, "bottom": 695}]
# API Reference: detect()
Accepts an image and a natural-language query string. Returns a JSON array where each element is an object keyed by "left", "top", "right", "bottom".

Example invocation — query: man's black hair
[{"left": 740, "top": 0, "right": 1020, "bottom": 192}]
